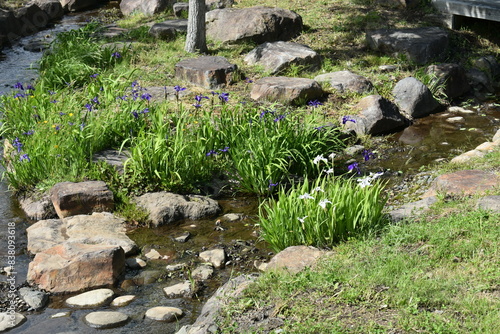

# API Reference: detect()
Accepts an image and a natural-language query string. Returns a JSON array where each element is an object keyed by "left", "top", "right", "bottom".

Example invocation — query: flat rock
[
  {"left": 222, "top": 213, "right": 242, "bottom": 222},
  {"left": 244, "top": 41, "right": 320, "bottom": 75},
  {"left": 450, "top": 149, "right": 486, "bottom": 164},
  {"left": 149, "top": 19, "right": 187, "bottom": 40},
  {"left": 191, "top": 264, "right": 214, "bottom": 281},
  {"left": 120, "top": 0, "right": 171, "bottom": 16},
  {"left": 314, "top": 70, "right": 373, "bottom": 94},
  {"left": 0, "top": 312, "right": 25, "bottom": 332},
  {"left": 27, "top": 212, "right": 138, "bottom": 256},
  {"left": 163, "top": 281, "right": 191, "bottom": 298},
  {"left": 145, "top": 306, "right": 183, "bottom": 322},
  {"left": 18, "top": 287, "right": 48, "bottom": 310},
  {"left": 134, "top": 192, "right": 221, "bottom": 227},
  {"left": 27, "top": 242, "right": 125, "bottom": 293},
  {"left": 199, "top": 248, "right": 226, "bottom": 268},
  {"left": 50, "top": 181, "right": 114, "bottom": 219},
  {"left": 84, "top": 311, "right": 129, "bottom": 329},
  {"left": 366, "top": 27, "right": 448, "bottom": 65},
  {"left": 388, "top": 196, "right": 438, "bottom": 222},
  {"left": 175, "top": 56, "right": 238, "bottom": 89},
  {"left": 476, "top": 195, "right": 500, "bottom": 213},
  {"left": 18, "top": 193, "right": 57, "bottom": 220},
  {"left": 260, "top": 245, "right": 326, "bottom": 274},
  {"left": 206, "top": 6, "right": 302, "bottom": 44},
  {"left": 92, "top": 149, "right": 130, "bottom": 174},
  {"left": 111, "top": 295, "right": 136, "bottom": 307},
  {"left": 65, "top": 288, "right": 115, "bottom": 308},
  {"left": 250, "top": 76, "right": 323, "bottom": 105},
  {"left": 424, "top": 170, "right": 500, "bottom": 197}
]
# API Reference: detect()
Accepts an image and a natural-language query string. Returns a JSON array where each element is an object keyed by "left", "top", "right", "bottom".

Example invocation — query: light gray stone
[
  {"left": 476, "top": 196, "right": 500, "bottom": 213},
  {"left": 111, "top": 295, "right": 136, "bottom": 307},
  {"left": 145, "top": 306, "right": 183, "bottom": 322},
  {"left": 149, "top": 19, "right": 187, "bottom": 40},
  {"left": 84, "top": 311, "right": 129, "bottom": 329},
  {"left": 120, "top": 0, "right": 174, "bottom": 16},
  {"left": 18, "top": 287, "right": 48, "bottom": 310},
  {"left": 199, "top": 248, "right": 226, "bottom": 268},
  {"left": 0, "top": 312, "right": 25, "bottom": 332},
  {"left": 388, "top": 196, "right": 438, "bottom": 222},
  {"left": 163, "top": 281, "right": 191, "bottom": 298},
  {"left": 245, "top": 41, "right": 320, "bottom": 75},
  {"left": 125, "top": 257, "right": 147, "bottom": 269},
  {"left": 192, "top": 264, "right": 214, "bottom": 281},
  {"left": 65, "top": 288, "right": 115, "bottom": 308},
  {"left": 315, "top": 70, "right": 373, "bottom": 94},
  {"left": 393, "top": 77, "right": 441, "bottom": 119}
]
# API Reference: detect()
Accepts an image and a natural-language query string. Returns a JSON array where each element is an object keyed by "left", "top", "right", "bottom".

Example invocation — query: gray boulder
[
  {"left": 18, "top": 287, "right": 48, "bottom": 310},
  {"left": 35, "top": 0, "right": 64, "bottom": 20},
  {"left": 120, "top": 0, "right": 173, "bottom": 16},
  {"left": 426, "top": 63, "right": 470, "bottom": 99},
  {"left": 13, "top": 3, "right": 49, "bottom": 37},
  {"left": 149, "top": 19, "right": 187, "bottom": 40},
  {"left": 50, "top": 180, "right": 114, "bottom": 219},
  {"left": 314, "top": 70, "right": 374, "bottom": 94},
  {"left": 388, "top": 196, "right": 438, "bottom": 222},
  {"left": 60, "top": 0, "right": 100, "bottom": 12},
  {"left": 366, "top": 27, "right": 448, "bottom": 65},
  {"left": 175, "top": 56, "right": 238, "bottom": 89},
  {"left": 250, "top": 76, "right": 323, "bottom": 105},
  {"left": 392, "top": 77, "right": 441, "bottom": 119},
  {"left": 476, "top": 195, "right": 500, "bottom": 213},
  {"left": 344, "top": 95, "right": 409, "bottom": 136},
  {"left": 133, "top": 192, "right": 221, "bottom": 227},
  {"left": 244, "top": 41, "right": 320, "bottom": 75},
  {"left": 206, "top": 6, "right": 302, "bottom": 44}
]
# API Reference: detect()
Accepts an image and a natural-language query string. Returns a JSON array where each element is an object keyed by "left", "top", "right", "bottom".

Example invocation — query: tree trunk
[{"left": 185, "top": 0, "right": 207, "bottom": 53}]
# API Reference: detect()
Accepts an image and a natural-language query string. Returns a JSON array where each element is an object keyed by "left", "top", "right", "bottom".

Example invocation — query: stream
[{"left": 1, "top": 5, "right": 500, "bottom": 334}]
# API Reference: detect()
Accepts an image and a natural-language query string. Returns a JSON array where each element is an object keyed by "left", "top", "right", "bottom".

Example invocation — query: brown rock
[
  {"left": 424, "top": 170, "right": 500, "bottom": 198},
  {"left": 261, "top": 245, "right": 326, "bottom": 274},
  {"left": 250, "top": 76, "right": 323, "bottom": 105},
  {"left": 27, "top": 242, "right": 125, "bottom": 293},
  {"left": 50, "top": 181, "right": 114, "bottom": 219},
  {"left": 174, "top": 56, "right": 238, "bottom": 89}
]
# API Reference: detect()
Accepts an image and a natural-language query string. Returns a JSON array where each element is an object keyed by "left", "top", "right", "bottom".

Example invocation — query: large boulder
[
  {"left": 133, "top": 192, "right": 221, "bottom": 227},
  {"left": 60, "top": 0, "right": 100, "bottom": 12},
  {"left": 27, "top": 212, "right": 138, "bottom": 256},
  {"left": 120, "top": 0, "right": 173, "bottom": 16},
  {"left": 244, "top": 41, "right": 321, "bottom": 75},
  {"left": 12, "top": 3, "right": 49, "bottom": 38},
  {"left": 392, "top": 77, "right": 441, "bottom": 119},
  {"left": 206, "top": 6, "right": 302, "bottom": 44},
  {"left": 0, "top": 9, "right": 19, "bottom": 46},
  {"left": 426, "top": 63, "right": 470, "bottom": 100},
  {"left": 314, "top": 70, "right": 374, "bottom": 94},
  {"left": 250, "top": 76, "right": 323, "bottom": 105},
  {"left": 344, "top": 95, "right": 409, "bottom": 136},
  {"left": 35, "top": 0, "right": 64, "bottom": 20},
  {"left": 50, "top": 181, "right": 114, "bottom": 219},
  {"left": 27, "top": 242, "right": 125, "bottom": 293},
  {"left": 175, "top": 56, "right": 238, "bottom": 89},
  {"left": 366, "top": 27, "right": 448, "bottom": 65}
]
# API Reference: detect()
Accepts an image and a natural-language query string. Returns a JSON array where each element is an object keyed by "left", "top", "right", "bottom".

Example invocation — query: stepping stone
[
  {"left": 388, "top": 196, "right": 439, "bottom": 222},
  {"left": 111, "top": 295, "right": 136, "bottom": 307},
  {"left": 84, "top": 311, "right": 129, "bottom": 329},
  {"left": 476, "top": 196, "right": 500, "bottom": 213},
  {"left": 258, "top": 246, "right": 326, "bottom": 274},
  {"left": 244, "top": 41, "right": 320, "bottom": 75},
  {"left": 366, "top": 27, "right": 448, "bottom": 65},
  {"left": 424, "top": 170, "right": 500, "bottom": 197},
  {"left": 145, "top": 306, "right": 183, "bottom": 322},
  {"left": 149, "top": 19, "right": 188, "bottom": 40},
  {"left": 51, "top": 312, "right": 70, "bottom": 318},
  {"left": 65, "top": 288, "right": 114, "bottom": 308},
  {"left": 250, "top": 76, "right": 323, "bottom": 105},
  {"left": 163, "top": 281, "right": 191, "bottom": 298},
  {"left": 174, "top": 56, "right": 238, "bottom": 89},
  {"left": 314, "top": 70, "right": 373, "bottom": 94}
]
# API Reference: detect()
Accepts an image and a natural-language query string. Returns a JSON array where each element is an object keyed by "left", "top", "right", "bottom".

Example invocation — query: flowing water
[{"left": 1, "top": 6, "right": 500, "bottom": 334}]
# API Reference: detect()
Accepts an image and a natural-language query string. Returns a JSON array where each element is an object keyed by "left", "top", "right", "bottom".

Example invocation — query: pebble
[
  {"left": 166, "top": 263, "right": 186, "bottom": 271},
  {"left": 222, "top": 213, "right": 242, "bottom": 222},
  {"left": 125, "top": 257, "right": 147, "bottom": 269},
  {"left": 84, "top": 311, "right": 129, "bottom": 329},
  {"left": 145, "top": 249, "right": 162, "bottom": 260},
  {"left": 65, "top": 288, "right": 114, "bottom": 308},
  {"left": 145, "top": 306, "right": 183, "bottom": 322},
  {"left": 18, "top": 287, "right": 48, "bottom": 310},
  {"left": 199, "top": 249, "right": 226, "bottom": 268},
  {"left": 51, "top": 312, "right": 70, "bottom": 318},
  {"left": 191, "top": 264, "right": 214, "bottom": 281},
  {"left": 446, "top": 116, "right": 465, "bottom": 123},
  {"left": 111, "top": 295, "right": 136, "bottom": 307}
]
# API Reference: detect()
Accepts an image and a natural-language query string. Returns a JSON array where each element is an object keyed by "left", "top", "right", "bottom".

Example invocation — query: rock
[
  {"left": 199, "top": 249, "right": 226, "bottom": 268},
  {"left": 206, "top": 0, "right": 234, "bottom": 10},
  {"left": 314, "top": 70, "right": 374, "bottom": 94},
  {"left": 446, "top": 116, "right": 465, "bottom": 123},
  {"left": 0, "top": 9, "right": 21, "bottom": 45},
  {"left": 111, "top": 295, "right": 136, "bottom": 307},
  {"left": 424, "top": 170, "right": 500, "bottom": 198},
  {"left": 393, "top": 77, "right": 441, "bottom": 119},
  {"left": 206, "top": 6, "right": 302, "bottom": 44},
  {"left": 191, "top": 264, "right": 214, "bottom": 281},
  {"left": 18, "top": 287, "right": 48, "bottom": 310},
  {"left": 149, "top": 19, "right": 187, "bottom": 40},
  {"left": 142, "top": 85, "right": 190, "bottom": 102},
  {"left": 344, "top": 95, "right": 409, "bottom": 136},
  {"left": 100, "top": 24, "right": 129, "bottom": 38},
  {"left": 125, "top": 257, "right": 147, "bottom": 269},
  {"left": 134, "top": 270, "right": 163, "bottom": 285},
  {"left": 426, "top": 63, "right": 470, "bottom": 99},
  {"left": 473, "top": 55, "right": 500, "bottom": 80},
  {"left": 474, "top": 142, "right": 499, "bottom": 152},
  {"left": 13, "top": 3, "right": 50, "bottom": 37},
  {"left": 175, "top": 56, "right": 238, "bottom": 89},
  {"left": 50, "top": 181, "right": 114, "bottom": 219},
  {"left": 173, "top": 232, "right": 191, "bottom": 243},
  {"left": 450, "top": 149, "right": 486, "bottom": 164},
  {"left": 397, "top": 126, "right": 428, "bottom": 145},
  {"left": 145, "top": 249, "right": 162, "bottom": 260},
  {"left": 0, "top": 312, "right": 25, "bottom": 332},
  {"left": 173, "top": 2, "right": 189, "bottom": 17},
  {"left": 120, "top": 0, "right": 173, "bottom": 16},
  {"left": 379, "top": 64, "right": 398, "bottom": 72},
  {"left": 163, "top": 281, "right": 191, "bottom": 298},
  {"left": 60, "top": 0, "right": 100, "bottom": 12},
  {"left": 65, "top": 288, "right": 114, "bottom": 308},
  {"left": 166, "top": 263, "right": 186, "bottom": 271},
  {"left": 84, "top": 311, "right": 129, "bottom": 329},
  {"left": 92, "top": 149, "right": 130, "bottom": 174},
  {"left": 34, "top": 0, "right": 64, "bottom": 20},
  {"left": 19, "top": 194, "right": 57, "bottom": 220},
  {"left": 133, "top": 192, "right": 221, "bottom": 227},
  {"left": 250, "top": 76, "right": 323, "bottom": 105},
  {"left": 366, "top": 27, "right": 449, "bottom": 65},
  {"left": 476, "top": 196, "right": 500, "bottom": 213},
  {"left": 175, "top": 275, "right": 256, "bottom": 334},
  {"left": 145, "top": 306, "right": 183, "bottom": 322},
  {"left": 244, "top": 41, "right": 320, "bottom": 75},
  {"left": 22, "top": 39, "right": 50, "bottom": 52},
  {"left": 259, "top": 246, "right": 326, "bottom": 274},
  {"left": 27, "top": 242, "right": 125, "bottom": 293},
  {"left": 493, "top": 129, "right": 500, "bottom": 142},
  {"left": 222, "top": 213, "right": 242, "bottom": 222},
  {"left": 51, "top": 312, "right": 70, "bottom": 318},
  {"left": 27, "top": 212, "right": 138, "bottom": 256},
  {"left": 388, "top": 196, "right": 438, "bottom": 222}
]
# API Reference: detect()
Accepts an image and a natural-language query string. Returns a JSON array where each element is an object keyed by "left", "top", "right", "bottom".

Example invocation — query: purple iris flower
[
  {"left": 91, "top": 96, "right": 100, "bottom": 105},
  {"left": 219, "top": 92, "right": 229, "bottom": 102},
  {"left": 342, "top": 116, "right": 356, "bottom": 124},
  {"left": 111, "top": 52, "right": 121, "bottom": 58},
  {"left": 206, "top": 150, "right": 217, "bottom": 156},
  {"left": 19, "top": 154, "right": 30, "bottom": 162},
  {"left": 85, "top": 104, "right": 92, "bottom": 112},
  {"left": 13, "top": 137, "right": 23, "bottom": 152},
  {"left": 308, "top": 100, "right": 323, "bottom": 107},
  {"left": 347, "top": 162, "right": 361, "bottom": 174},
  {"left": 90, "top": 73, "right": 99, "bottom": 78},
  {"left": 14, "top": 82, "right": 24, "bottom": 90},
  {"left": 362, "top": 149, "right": 376, "bottom": 161},
  {"left": 141, "top": 93, "right": 152, "bottom": 101},
  {"left": 218, "top": 146, "right": 229, "bottom": 153},
  {"left": 174, "top": 85, "right": 186, "bottom": 93},
  {"left": 131, "top": 111, "right": 139, "bottom": 119}
]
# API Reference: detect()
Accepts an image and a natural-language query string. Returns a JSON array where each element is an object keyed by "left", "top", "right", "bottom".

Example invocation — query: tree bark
[{"left": 185, "top": 0, "right": 207, "bottom": 53}]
